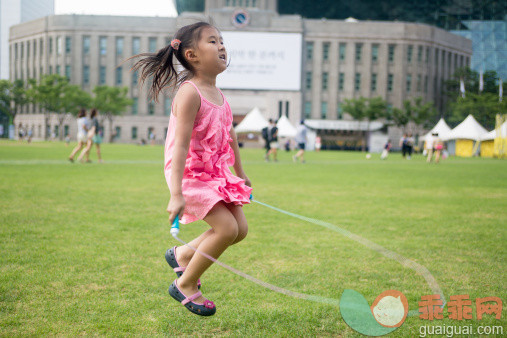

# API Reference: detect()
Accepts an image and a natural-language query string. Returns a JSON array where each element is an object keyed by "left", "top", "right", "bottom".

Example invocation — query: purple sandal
[
  {"left": 169, "top": 280, "right": 216, "bottom": 316},
  {"left": 165, "top": 246, "right": 201, "bottom": 289}
]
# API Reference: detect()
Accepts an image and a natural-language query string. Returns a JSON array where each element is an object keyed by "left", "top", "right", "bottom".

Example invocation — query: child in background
[
  {"left": 381, "top": 139, "right": 391, "bottom": 160},
  {"left": 132, "top": 22, "right": 252, "bottom": 316}
]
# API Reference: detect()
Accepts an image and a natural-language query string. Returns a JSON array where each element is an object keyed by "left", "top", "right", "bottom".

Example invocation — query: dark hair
[
  {"left": 130, "top": 21, "right": 213, "bottom": 101},
  {"left": 78, "top": 108, "right": 86, "bottom": 118},
  {"left": 90, "top": 108, "right": 98, "bottom": 118}
]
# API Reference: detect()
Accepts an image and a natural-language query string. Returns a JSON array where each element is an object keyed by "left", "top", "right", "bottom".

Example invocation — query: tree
[
  {"left": 92, "top": 86, "right": 133, "bottom": 142},
  {"left": 389, "top": 97, "right": 436, "bottom": 133},
  {"left": 445, "top": 67, "right": 506, "bottom": 129},
  {"left": 343, "top": 96, "right": 388, "bottom": 151},
  {"left": 27, "top": 75, "right": 90, "bottom": 140},
  {"left": 0, "top": 79, "right": 28, "bottom": 125}
]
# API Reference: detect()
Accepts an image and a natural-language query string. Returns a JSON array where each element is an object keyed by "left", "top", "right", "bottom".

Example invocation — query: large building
[
  {"left": 0, "top": 0, "right": 54, "bottom": 79},
  {"left": 10, "top": 0, "right": 472, "bottom": 147}
]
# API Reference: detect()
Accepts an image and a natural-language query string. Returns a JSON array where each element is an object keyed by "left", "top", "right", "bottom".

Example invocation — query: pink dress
[{"left": 164, "top": 81, "right": 252, "bottom": 224}]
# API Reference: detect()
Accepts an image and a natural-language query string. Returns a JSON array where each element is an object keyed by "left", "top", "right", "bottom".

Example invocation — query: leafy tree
[
  {"left": 92, "top": 86, "right": 133, "bottom": 142},
  {"left": 27, "top": 75, "right": 91, "bottom": 140},
  {"left": 390, "top": 97, "right": 436, "bottom": 132},
  {"left": 445, "top": 67, "right": 505, "bottom": 129},
  {"left": 343, "top": 96, "right": 388, "bottom": 151},
  {"left": 0, "top": 79, "right": 28, "bottom": 124}
]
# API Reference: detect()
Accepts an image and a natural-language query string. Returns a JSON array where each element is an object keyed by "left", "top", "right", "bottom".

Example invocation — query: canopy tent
[
  {"left": 423, "top": 118, "right": 451, "bottom": 142},
  {"left": 276, "top": 115, "right": 297, "bottom": 137},
  {"left": 480, "top": 121, "right": 507, "bottom": 157},
  {"left": 234, "top": 107, "right": 269, "bottom": 133},
  {"left": 445, "top": 115, "right": 488, "bottom": 157}
]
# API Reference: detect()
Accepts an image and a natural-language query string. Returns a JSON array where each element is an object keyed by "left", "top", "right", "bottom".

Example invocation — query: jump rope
[{"left": 169, "top": 195, "right": 446, "bottom": 315}]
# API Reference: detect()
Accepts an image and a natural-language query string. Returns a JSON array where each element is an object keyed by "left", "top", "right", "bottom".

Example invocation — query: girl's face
[{"left": 194, "top": 26, "right": 227, "bottom": 75}]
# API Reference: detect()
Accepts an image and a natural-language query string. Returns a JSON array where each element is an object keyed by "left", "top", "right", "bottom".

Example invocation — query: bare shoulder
[{"left": 172, "top": 82, "right": 201, "bottom": 118}]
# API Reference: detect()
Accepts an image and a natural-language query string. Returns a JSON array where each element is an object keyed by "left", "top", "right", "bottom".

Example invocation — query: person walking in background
[
  {"left": 77, "top": 108, "right": 103, "bottom": 163},
  {"left": 406, "top": 133, "right": 414, "bottom": 160},
  {"left": 380, "top": 139, "right": 392, "bottom": 160},
  {"left": 261, "top": 124, "right": 270, "bottom": 161},
  {"left": 399, "top": 133, "right": 407, "bottom": 158},
  {"left": 315, "top": 135, "right": 322, "bottom": 152},
  {"left": 425, "top": 133, "right": 436, "bottom": 163},
  {"left": 132, "top": 22, "right": 252, "bottom": 316},
  {"left": 433, "top": 133, "right": 443, "bottom": 164},
  {"left": 268, "top": 119, "right": 279, "bottom": 162},
  {"left": 68, "top": 109, "right": 88, "bottom": 163},
  {"left": 27, "top": 126, "right": 33, "bottom": 143},
  {"left": 293, "top": 120, "right": 307, "bottom": 163}
]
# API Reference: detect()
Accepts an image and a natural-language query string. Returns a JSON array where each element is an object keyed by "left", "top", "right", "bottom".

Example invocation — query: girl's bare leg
[
  {"left": 176, "top": 202, "right": 241, "bottom": 303},
  {"left": 96, "top": 144, "right": 102, "bottom": 162},
  {"left": 69, "top": 141, "right": 84, "bottom": 160}
]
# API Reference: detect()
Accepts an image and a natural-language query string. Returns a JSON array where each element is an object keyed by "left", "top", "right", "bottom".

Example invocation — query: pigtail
[{"left": 131, "top": 45, "right": 179, "bottom": 102}]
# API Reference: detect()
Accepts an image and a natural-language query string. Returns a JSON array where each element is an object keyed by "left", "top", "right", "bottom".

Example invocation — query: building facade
[
  {"left": 10, "top": 0, "right": 472, "bottom": 145},
  {"left": 1, "top": 0, "right": 54, "bottom": 79}
]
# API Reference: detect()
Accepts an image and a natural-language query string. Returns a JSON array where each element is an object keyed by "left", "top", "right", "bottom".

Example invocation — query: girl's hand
[
  {"left": 168, "top": 194, "right": 186, "bottom": 225},
  {"left": 240, "top": 174, "right": 251, "bottom": 187}
]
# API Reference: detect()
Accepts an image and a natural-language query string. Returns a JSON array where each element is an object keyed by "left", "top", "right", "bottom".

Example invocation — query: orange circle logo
[{"left": 370, "top": 290, "right": 409, "bottom": 327}]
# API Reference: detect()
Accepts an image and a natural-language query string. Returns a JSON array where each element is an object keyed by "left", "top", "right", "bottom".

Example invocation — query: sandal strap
[
  {"left": 173, "top": 266, "right": 186, "bottom": 273},
  {"left": 182, "top": 291, "right": 202, "bottom": 305}
]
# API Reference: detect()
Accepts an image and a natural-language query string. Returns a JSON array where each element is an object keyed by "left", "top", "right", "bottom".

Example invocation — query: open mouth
[{"left": 219, "top": 55, "right": 226, "bottom": 61}]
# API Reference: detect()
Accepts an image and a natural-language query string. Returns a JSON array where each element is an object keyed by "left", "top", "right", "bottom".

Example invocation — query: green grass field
[{"left": 0, "top": 140, "right": 505, "bottom": 336}]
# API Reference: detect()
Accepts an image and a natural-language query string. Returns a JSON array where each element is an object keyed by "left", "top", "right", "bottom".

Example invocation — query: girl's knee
[
  {"left": 216, "top": 220, "right": 239, "bottom": 244},
  {"left": 232, "top": 221, "right": 248, "bottom": 244}
]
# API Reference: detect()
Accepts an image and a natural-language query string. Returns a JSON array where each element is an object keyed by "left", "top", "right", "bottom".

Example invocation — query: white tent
[
  {"left": 445, "top": 115, "right": 487, "bottom": 141},
  {"left": 423, "top": 118, "right": 452, "bottom": 141},
  {"left": 234, "top": 107, "right": 269, "bottom": 133},
  {"left": 276, "top": 115, "right": 297, "bottom": 137},
  {"left": 480, "top": 121, "right": 507, "bottom": 141}
]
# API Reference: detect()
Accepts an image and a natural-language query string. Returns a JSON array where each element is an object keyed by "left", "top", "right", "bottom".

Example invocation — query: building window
[
  {"left": 57, "top": 36, "right": 63, "bottom": 55},
  {"left": 305, "top": 71, "right": 312, "bottom": 90},
  {"left": 322, "top": 72, "right": 328, "bottom": 90},
  {"left": 339, "top": 43, "right": 346, "bottom": 61},
  {"left": 40, "top": 38, "right": 43, "bottom": 56},
  {"left": 99, "top": 36, "right": 107, "bottom": 55},
  {"left": 417, "top": 45, "right": 423, "bottom": 62},
  {"left": 407, "top": 45, "right": 413, "bottom": 63},
  {"left": 132, "top": 127, "right": 137, "bottom": 139},
  {"left": 424, "top": 75, "right": 428, "bottom": 93},
  {"left": 83, "top": 36, "right": 90, "bottom": 55},
  {"left": 56, "top": 65, "right": 61, "bottom": 75},
  {"left": 371, "top": 73, "right": 377, "bottom": 92},
  {"left": 132, "top": 37, "right": 140, "bottom": 55},
  {"left": 304, "top": 102, "right": 311, "bottom": 119},
  {"left": 323, "top": 42, "right": 330, "bottom": 61},
  {"left": 14, "top": 43, "right": 18, "bottom": 60},
  {"left": 49, "top": 37, "right": 52, "bottom": 54},
  {"left": 132, "top": 71, "right": 138, "bottom": 86},
  {"left": 64, "top": 125, "right": 69, "bottom": 137},
  {"left": 116, "top": 67, "right": 122, "bottom": 85},
  {"left": 33, "top": 40, "right": 36, "bottom": 57},
  {"left": 165, "top": 97, "right": 172, "bottom": 116},
  {"left": 417, "top": 74, "right": 422, "bottom": 92},
  {"left": 338, "top": 72, "right": 344, "bottom": 91},
  {"left": 115, "top": 126, "right": 121, "bottom": 139},
  {"left": 99, "top": 66, "right": 106, "bottom": 85},
  {"left": 337, "top": 102, "right": 343, "bottom": 119},
  {"left": 406, "top": 74, "right": 412, "bottom": 92},
  {"left": 435, "top": 49, "right": 439, "bottom": 67},
  {"left": 49, "top": 65, "right": 52, "bottom": 74},
  {"left": 65, "top": 65, "right": 71, "bottom": 79},
  {"left": 387, "top": 74, "right": 393, "bottom": 92},
  {"left": 27, "top": 41, "right": 30, "bottom": 57},
  {"left": 65, "top": 37, "right": 71, "bottom": 54},
  {"left": 132, "top": 98, "right": 138, "bottom": 115},
  {"left": 426, "top": 47, "right": 430, "bottom": 63},
  {"left": 148, "top": 102, "right": 155, "bottom": 115},
  {"left": 83, "top": 65, "right": 90, "bottom": 85},
  {"left": 388, "top": 44, "right": 395, "bottom": 62},
  {"left": 371, "top": 44, "right": 379, "bottom": 62},
  {"left": 306, "top": 42, "right": 313, "bottom": 60},
  {"left": 355, "top": 73, "right": 361, "bottom": 91},
  {"left": 321, "top": 102, "right": 328, "bottom": 119},
  {"left": 149, "top": 37, "right": 157, "bottom": 53},
  {"left": 116, "top": 37, "right": 124, "bottom": 55},
  {"left": 355, "top": 43, "right": 362, "bottom": 62}
]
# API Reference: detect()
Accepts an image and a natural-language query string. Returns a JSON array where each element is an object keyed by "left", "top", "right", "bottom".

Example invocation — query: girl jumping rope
[{"left": 132, "top": 22, "right": 252, "bottom": 316}]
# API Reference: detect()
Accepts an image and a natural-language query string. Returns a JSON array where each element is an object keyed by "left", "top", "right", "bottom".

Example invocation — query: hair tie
[{"left": 170, "top": 39, "right": 181, "bottom": 50}]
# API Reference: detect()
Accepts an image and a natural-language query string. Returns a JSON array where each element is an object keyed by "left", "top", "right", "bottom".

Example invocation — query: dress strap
[{"left": 181, "top": 80, "right": 203, "bottom": 98}]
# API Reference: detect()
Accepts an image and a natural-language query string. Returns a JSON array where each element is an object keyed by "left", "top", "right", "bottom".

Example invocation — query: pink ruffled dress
[{"left": 164, "top": 81, "right": 252, "bottom": 224}]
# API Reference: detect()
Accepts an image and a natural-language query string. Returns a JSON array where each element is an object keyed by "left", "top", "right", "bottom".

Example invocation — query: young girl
[{"left": 132, "top": 22, "right": 252, "bottom": 316}]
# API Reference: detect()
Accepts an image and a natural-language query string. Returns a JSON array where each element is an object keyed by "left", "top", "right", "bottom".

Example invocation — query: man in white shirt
[{"left": 293, "top": 120, "right": 308, "bottom": 163}]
